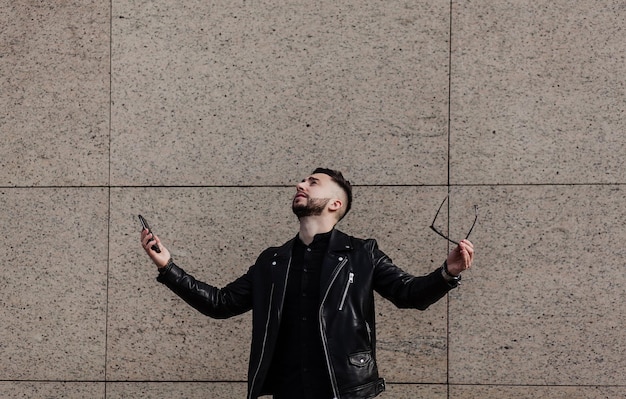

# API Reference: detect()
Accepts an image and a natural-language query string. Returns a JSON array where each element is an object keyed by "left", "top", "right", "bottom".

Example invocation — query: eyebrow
[{"left": 302, "top": 176, "right": 320, "bottom": 183}]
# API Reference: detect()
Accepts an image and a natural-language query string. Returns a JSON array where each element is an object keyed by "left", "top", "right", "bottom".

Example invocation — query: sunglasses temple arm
[
  {"left": 463, "top": 207, "right": 479, "bottom": 240},
  {"left": 430, "top": 225, "right": 460, "bottom": 246}
]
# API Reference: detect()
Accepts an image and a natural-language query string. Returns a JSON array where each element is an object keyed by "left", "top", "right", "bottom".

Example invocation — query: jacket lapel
[
  {"left": 320, "top": 229, "right": 353, "bottom": 293},
  {"left": 270, "top": 236, "right": 295, "bottom": 316}
]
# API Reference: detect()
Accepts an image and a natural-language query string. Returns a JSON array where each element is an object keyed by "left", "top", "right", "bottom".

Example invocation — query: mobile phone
[{"left": 138, "top": 214, "right": 161, "bottom": 253}]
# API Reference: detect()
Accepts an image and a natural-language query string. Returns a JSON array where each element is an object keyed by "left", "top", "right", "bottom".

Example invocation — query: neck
[{"left": 298, "top": 216, "right": 336, "bottom": 245}]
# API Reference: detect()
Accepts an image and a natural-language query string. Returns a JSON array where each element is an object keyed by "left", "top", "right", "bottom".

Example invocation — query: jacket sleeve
[
  {"left": 156, "top": 260, "right": 254, "bottom": 319},
  {"left": 369, "top": 240, "right": 453, "bottom": 310}
]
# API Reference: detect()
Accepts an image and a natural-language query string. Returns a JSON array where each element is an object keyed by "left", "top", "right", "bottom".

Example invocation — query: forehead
[{"left": 304, "top": 173, "right": 333, "bottom": 184}]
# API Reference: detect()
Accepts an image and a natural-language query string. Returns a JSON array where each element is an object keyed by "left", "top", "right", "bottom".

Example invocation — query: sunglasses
[{"left": 430, "top": 195, "right": 477, "bottom": 245}]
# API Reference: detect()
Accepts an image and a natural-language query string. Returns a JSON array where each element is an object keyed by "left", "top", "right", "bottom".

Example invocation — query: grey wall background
[{"left": 1, "top": 0, "right": 625, "bottom": 398}]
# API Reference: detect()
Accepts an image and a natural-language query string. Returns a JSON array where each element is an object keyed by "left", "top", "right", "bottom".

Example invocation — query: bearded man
[{"left": 141, "top": 168, "right": 474, "bottom": 399}]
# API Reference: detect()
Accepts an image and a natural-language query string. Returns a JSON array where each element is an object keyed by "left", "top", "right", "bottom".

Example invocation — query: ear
[{"left": 328, "top": 198, "right": 343, "bottom": 213}]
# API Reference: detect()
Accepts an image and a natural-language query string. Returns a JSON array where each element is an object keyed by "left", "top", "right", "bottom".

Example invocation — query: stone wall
[{"left": 1, "top": 1, "right": 624, "bottom": 397}]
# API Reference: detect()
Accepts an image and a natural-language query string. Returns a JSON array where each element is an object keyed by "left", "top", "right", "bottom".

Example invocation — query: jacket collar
[
  {"left": 320, "top": 229, "right": 353, "bottom": 291},
  {"left": 327, "top": 229, "right": 353, "bottom": 254}
]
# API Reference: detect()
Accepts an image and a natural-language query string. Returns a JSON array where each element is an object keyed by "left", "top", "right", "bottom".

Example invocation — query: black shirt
[{"left": 267, "top": 231, "right": 334, "bottom": 399}]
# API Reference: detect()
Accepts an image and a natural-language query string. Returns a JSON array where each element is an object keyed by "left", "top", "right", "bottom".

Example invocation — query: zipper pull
[{"left": 339, "top": 272, "right": 355, "bottom": 311}]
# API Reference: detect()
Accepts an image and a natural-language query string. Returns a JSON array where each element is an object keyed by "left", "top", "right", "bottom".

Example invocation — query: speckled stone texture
[
  {"left": 0, "top": 382, "right": 104, "bottom": 398},
  {"left": 1, "top": 0, "right": 625, "bottom": 397},
  {"left": 448, "top": 185, "right": 626, "bottom": 386},
  {"left": 106, "top": 382, "right": 248, "bottom": 399},
  {"left": 0, "top": 1, "right": 110, "bottom": 186},
  {"left": 0, "top": 188, "right": 108, "bottom": 380},
  {"left": 450, "top": 0, "right": 625, "bottom": 185},
  {"left": 450, "top": 385, "right": 626, "bottom": 399},
  {"left": 110, "top": 0, "right": 451, "bottom": 186}
]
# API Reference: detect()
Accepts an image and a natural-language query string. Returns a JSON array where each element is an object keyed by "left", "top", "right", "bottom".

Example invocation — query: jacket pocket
[
  {"left": 338, "top": 272, "right": 354, "bottom": 311},
  {"left": 348, "top": 351, "right": 372, "bottom": 367}
]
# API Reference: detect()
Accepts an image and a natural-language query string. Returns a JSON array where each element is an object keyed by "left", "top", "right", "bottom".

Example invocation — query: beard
[{"left": 292, "top": 197, "right": 330, "bottom": 218}]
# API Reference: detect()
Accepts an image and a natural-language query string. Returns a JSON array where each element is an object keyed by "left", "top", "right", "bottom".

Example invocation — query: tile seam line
[
  {"left": 104, "top": 0, "right": 113, "bottom": 392},
  {"left": 2, "top": 380, "right": 624, "bottom": 388},
  {"left": 446, "top": 0, "right": 454, "bottom": 396},
  {"left": 0, "top": 379, "right": 247, "bottom": 384},
  {"left": 447, "top": 383, "right": 626, "bottom": 388},
  {"left": 2, "top": 183, "right": 626, "bottom": 189},
  {"left": 390, "top": 382, "right": 626, "bottom": 388}
]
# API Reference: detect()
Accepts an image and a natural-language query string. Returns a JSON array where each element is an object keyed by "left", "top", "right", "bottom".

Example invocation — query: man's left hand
[{"left": 446, "top": 239, "right": 474, "bottom": 276}]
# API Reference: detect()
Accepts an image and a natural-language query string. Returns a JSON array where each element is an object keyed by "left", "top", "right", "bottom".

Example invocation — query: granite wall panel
[
  {"left": 106, "top": 382, "right": 248, "bottom": 399},
  {"left": 0, "top": 188, "right": 109, "bottom": 380},
  {"left": 0, "top": 382, "right": 104, "bottom": 399},
  {"left": 448, "top": 185, "right": 626, "bottom": 385},
  {"left": 0, "top": 1, "right": 110, "bottom": 187},
  {"left": 110, "top": 0, "right": 451, "bottom": 186},
  {"left": 450, "top": 0, "right": 626, "bottom": 185},
  {"left": 450, "top": 385, "right": 626, "bottom": 399}
]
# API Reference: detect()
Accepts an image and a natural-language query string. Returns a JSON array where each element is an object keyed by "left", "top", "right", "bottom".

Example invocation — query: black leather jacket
[{"left": 157, "top": 229, "right": 456, "bottom": 399}]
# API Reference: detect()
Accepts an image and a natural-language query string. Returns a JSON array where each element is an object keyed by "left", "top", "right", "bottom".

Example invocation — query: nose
[{"left": 296, "top": 180, "right": 306, "bottom": 191}]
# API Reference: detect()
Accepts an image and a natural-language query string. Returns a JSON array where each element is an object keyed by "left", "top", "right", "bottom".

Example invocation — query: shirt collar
[{"left": 296, "top": 229, "right": 333, "bottom": 249}]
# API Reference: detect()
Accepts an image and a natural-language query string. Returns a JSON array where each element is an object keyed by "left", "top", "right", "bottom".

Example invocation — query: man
[{"left": 141, "top": 168, "right": 474, "bottom": 399}]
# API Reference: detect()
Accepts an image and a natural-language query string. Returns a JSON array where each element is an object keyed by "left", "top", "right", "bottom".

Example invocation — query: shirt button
[{"left": 307, "top": 248, "right": 312, "bottom": 252}]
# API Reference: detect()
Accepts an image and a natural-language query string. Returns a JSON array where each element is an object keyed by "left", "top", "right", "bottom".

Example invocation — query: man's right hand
[{"left": 141, "top": 229, "right": 171, "bottom": 269}]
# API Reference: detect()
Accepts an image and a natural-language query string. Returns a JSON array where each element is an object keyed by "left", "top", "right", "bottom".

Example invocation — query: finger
[
  {"left": 460, "top": 239, "right": 474, "bottom": 251},
  {"left": 143, "top": 235, "right": 158, "bottom": 252},
  {"left": 463, "top": 248, "right": 473, "bottom": 269},
  {"left": 141, "top": 229, "right": 153, "bottom": 244},
  {"left": 141, "top": 232, "right": 153, "bottom": 247},
  {"left": 464, "top": 246, "right": 474, "bottom": 264},
  {"left": 458, "top": 247, "right": 468, "bottom": 266},
  {"left": 460, "top": 240, "right": 474, "bottom": 259}
]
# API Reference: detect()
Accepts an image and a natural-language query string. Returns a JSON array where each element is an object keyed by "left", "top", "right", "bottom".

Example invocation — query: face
[{"left": 292, "top": 173, "right": 342, "bottom": 218}]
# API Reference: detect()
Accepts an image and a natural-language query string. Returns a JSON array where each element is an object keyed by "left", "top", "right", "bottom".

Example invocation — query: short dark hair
[{"left": 312, "top": 168, "right": 352, "bottom": 219}]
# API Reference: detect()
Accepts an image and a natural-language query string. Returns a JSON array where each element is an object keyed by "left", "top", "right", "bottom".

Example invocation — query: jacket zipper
[
  {"left": 249, "top": 257, "right": 291, "bottom": 399},
  {"left": 248, "top": 283, "right": 275, "bottom": 399},
  {"left": 319, "top": 256, "right": 349, "bottom": 399},
  {"left": 338, "top": 272, "right": 354, "bottom": 311}
]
